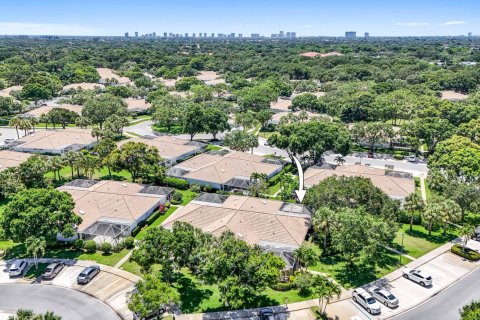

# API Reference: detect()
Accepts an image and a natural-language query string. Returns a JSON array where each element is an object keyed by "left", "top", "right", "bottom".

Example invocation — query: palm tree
[
  {"left": 8, "top": 116, "right": 21, "bottom": 138},
  {"left": 460, "top": 224, "right": 474, "bottom": 252},
  {"left": 91, "top": 126, "right": 103, "bottom": 142},
  {"left": 437, "top": 199, "right": 461, "bottom": 235},
  {"left": 312, "top": 276, "right": 341, "bottom": 316},
  {"left": 404, "top": 193, "right": 424, "bottom": 232},
  {"left": 49, "top": 156, "right": 64, "bottom": 182},
  {"left": 312, "top": 207, "right": 335, "bottom": 250},
  {"left": 25, "top": 236, "right": 46, "bottom": 270},
  {"left": 64, "top": 151, "right": 79, "bottom": 180},
  {"left": 30, "top": 117, "right": 38, "bottom": 133},
  {"left": 39, "top": 113, "right": 49, "bottom": 130},
  {"left": 423, "top": 202, "right": 441, "bottom": 236},
  {"left": 19, "top": 118, "right": 32, "bottom": 136},
  {"left": 334, "top": 156, "right": 345, "bottom": 166}
]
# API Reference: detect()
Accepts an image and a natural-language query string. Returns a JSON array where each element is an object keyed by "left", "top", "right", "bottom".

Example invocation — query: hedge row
[
  {"left": 451, "top": 244, "right": 480, "bottom": 261},
  {"left": 163, "top": 177, "right": 189, "bottom": 190}
]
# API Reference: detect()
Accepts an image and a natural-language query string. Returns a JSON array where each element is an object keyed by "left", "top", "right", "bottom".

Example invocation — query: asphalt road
[
  {"left": 392, "top": 268, "right": 480, "bottom": 320},
  {"left": 0, "top": 284, "right": 120, "bottom": 320}
]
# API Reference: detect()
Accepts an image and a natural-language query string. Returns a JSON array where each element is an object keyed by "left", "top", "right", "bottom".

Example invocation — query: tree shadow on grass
[
  {"left": 176, "top": 273, "right": 214, "bottom": 313},
  {"left": 404, "top": 228, "right": 456, "bottom": 244}
]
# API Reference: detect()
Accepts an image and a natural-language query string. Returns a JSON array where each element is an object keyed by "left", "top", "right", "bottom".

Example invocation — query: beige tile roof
[
  {"left": 271, "top": 110, "right": 319, "bottom": 123},
  {"left": 299, "top": 51, "right": 343, "bottom": 58},
  {"left": 291, "top": 91, "right": 326, "bottom": 98},
  {"left": 22, "top": 104, "right": 83, "bottom": 118},
  {"left": 162, "top": 195, "right": 310, "bottom": 249},
  {"left": 14, "top": 128, "right": 96, "bottom": 151},
  {"left": 0, "top": 86, "right": 22, "bottom": 98},
  {"left": 123, "top": 98, "right": 151, "bottom": 112},
  {"left": 169, "top": 91, "right": 190, "bottom": 98},
  {"left": 304, "top": 164, "right": 415, "bottom": 199},
  {"left": 159, "top": 78, "right": 179, "bottom": 87},
  {"left": 0, "top": 150, "right": 31, "bottom": 171},
  {"left": 441, "top": 90, "right": 468, "bottom": 101},
  {"left": 196, "top": 71, "right": 220, "bottom": 82},
  {"left": 58, "top": 180, "right": 163, "bottom": 231},
  {"left": 117, "top": 136, "right": 200, "bottom": 160},
  {"left": 176, "top": 152, "right": 282, "bottom": 184},
  {"left": 63, "top": 83, "right": 105, "bottom": 91},
  {"left": 270, "top": 98, "right": 292, "bottom": 111},
  {"left": 96, "top": 68, "right": 132, "bottom": 85}
]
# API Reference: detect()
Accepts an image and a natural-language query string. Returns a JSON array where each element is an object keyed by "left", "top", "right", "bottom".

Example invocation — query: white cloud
[
  {"left": 395, "top": 22, "right": 430, "bottom": 27},
  {"left": 442, "top": 20, "right": 467, "bottom": 25},
  {"left": 0, "top": 22, "right": 105, "bottom": 36}
]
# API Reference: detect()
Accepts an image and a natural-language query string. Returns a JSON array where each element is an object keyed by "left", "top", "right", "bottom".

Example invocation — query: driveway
[
  {"left": 0, "top": 127, "right": 27, "bottom": 145},
  {"left": 0, "top": 283, "right": 119, "bottom": 320}
]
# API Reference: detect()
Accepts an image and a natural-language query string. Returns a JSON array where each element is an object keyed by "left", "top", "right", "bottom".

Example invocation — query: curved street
[
  {"left": 0, "top": 283, "right": 120, "bottom": 320},
  {"left": 392, "top": 268, "right": 480, "bottom": 320}
]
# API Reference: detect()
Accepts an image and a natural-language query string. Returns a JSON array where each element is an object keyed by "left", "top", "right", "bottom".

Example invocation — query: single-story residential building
[
  {"left": 304, "top": 164, "right": 415, "bottom": 202},
  {"left": 117, "top": 136, "right": 206, "bottom": 167},
  {"left": 0, "top": 86, "right": 22, "bottom": 98},
  {"left": 162, "top": 193, "right": 311, "bottom": 268},
  {"left": 58, "top": 179, "right": 174, "bottom": 243},
  {"left": 96, "top": 68, "right": 132, "bottom": 85},
  {"left": 271, "top": 110, "right": 326, "bottom": 124},
  {"left": 12, "top": 128, "right": 97, "bottom": 155},
  {"left": 166, "top": 150, "right": 284, "bottom": 191},
  {"left": 63, "top": 82, "right": 105, "bottom": 92},
  {"left": 0, "top": 150, "right": 31, "bottom": 171},
  {"left": 299, "top": 51, "right": 343, "bottom": 58},
  {"left": 123, "top": 98, "right": 152, "bottom": 113},
  {"left": 20, "top": 104, "right": 83, "bottom": 118},
  {"left": 441, "top": 90, "right": 468, "bottom": 102},
  {"left": 270, "top": 98, "right": 292, "bottom": 112}
]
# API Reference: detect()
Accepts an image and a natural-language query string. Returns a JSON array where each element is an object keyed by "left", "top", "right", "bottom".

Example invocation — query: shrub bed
[{"left": 451, "top": 244, "right": 480, "bottom": 261}]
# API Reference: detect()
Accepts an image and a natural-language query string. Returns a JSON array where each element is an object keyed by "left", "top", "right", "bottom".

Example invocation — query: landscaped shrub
[
  {"left": 163, "top": 177, "right": 189, "bottom": 190},
  {"left": 451, "top": 244, "right": 480, "bottom": 261},
  {"left": 73, "top": 239, "right": 84, "bottom": 250},
  {"left": 164, "top": 201, "right": 171, "bottom": 208},
  {"left": 100, "top": 242, "right": 112, "bottom": 254},
  {"left": 393, "top": 154, "right": 404, "bottom": 160},
  {"left": 112, "top": 241, "right": 125, "bottom": 253},
  {"left": 203, "top": 184, "right": 214, "bottom": 192},
  {"left": 270, "top": 282, "right": 295, "bottom": 292},
  {"left": 124, "top": 236, "right": 135, "bottom": 249},
  {"left": 171, "top": 191, "right": 183, "bottom": 205},
  {"left": 84, "top": 240, "right": 97, "bottom": 253},
  {"left": 190, "top": 184, "right": 201, "bottom": 193}
]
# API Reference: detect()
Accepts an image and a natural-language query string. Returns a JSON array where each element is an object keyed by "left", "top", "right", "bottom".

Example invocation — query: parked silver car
[
  {"left": 403, "top": 268, "right": 432, "bottom": 286},
  {"left": 9, "top": 260, "right": 28, "bottom": 277},
  {"left": 77, "top": 265, "right": 100, "bottom": 284},
  {"left": 367, "top": 286, "right": 399, "bottom": 308},
  {"left": 352, "top": 288, "right": 381, "bottom": 315}
]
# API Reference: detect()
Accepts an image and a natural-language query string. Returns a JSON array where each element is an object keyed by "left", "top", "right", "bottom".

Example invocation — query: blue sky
[{"left": 0, "top": 0, "right": 477, "bottom": 37}]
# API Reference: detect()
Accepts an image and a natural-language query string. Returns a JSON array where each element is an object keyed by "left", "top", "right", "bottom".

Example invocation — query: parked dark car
[
  {"left": 77, "top": 265, "right": 100, "bottom": 284},
  {"left": 42, "top": 262, "right": 65, "bottom": 280},
  {"left": 132, "top": 307, "right": 166, "bottom": 320},
  {"left": 472, "top": 226, "right": 480, "bottom": 241},
  {"left": 259, "top": 308, "right": 275, "bottom": 320}
]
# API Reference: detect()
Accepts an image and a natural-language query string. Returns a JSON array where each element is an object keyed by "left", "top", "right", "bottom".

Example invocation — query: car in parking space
[
  {"left": 42, "top": 261, "right": 65, "bottom": 280},
  {"left": 258, "top": 308, "right": 275, "bottom": 320},
  {"left": 9, "top": 260, "right": 28, "bottom": 277},
  {"left": 76, "top": 265, "right": 100, "bottom": 284},
  {"left": 403, "top": 268, "right": 432, "bottom": 286},
  {"left": 404, "top": 155, "right": 417, "bottom": 162},
  {"left": 367, "top": 286, "right": 399, "bottom": 308},
  {"left": 352, "top": 288, "right": 381, "bottom": 315}
]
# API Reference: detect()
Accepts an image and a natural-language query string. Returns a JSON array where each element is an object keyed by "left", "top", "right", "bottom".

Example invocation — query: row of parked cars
[
  {"left": 9, "top": 260, "right": 100, "bottom": 285},
  {"left": 352, "top": 268, "right": 433, "bottom": 315}
]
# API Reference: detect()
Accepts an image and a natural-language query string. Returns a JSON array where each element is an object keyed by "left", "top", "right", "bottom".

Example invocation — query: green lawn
[
  {"left": 46, "top": 166, "right": 132, "bottom": 182},
  {"left": 309, "top": 251, "right": 411, "bottom": 289},
  {"left": 267, "top": 182, "right": 281, "bottom": 196},
  {"left": 120, "top": 260, "right": 143, "bottom": 277},
  {"left": 135, "top": 206, "right": 178, "bottom": 240},
  {"left": 4, "top": 245, "right": 131, "bottom": 267},
  {"left": 258, "top": 130, "right": 278, "bottom": 139},
  {"left": 24, "top": 263, "right": 49, "bottom": 280},
  {"left": 176, "top": 190, "right": 198, "bottom": 206},
  {"left": 393, "top": 224, "right": 456, "bottom": 258},
  {"left": 205, "top": 144, "right": 222, "bottom": 152}
]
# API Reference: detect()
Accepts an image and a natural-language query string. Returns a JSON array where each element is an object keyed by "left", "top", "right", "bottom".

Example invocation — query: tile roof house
[
  {"left": 0, "top": 150, "right": 31, "bottom": 171},
  {"left": 58, "top": 179, "right": 174, "bottom": 242},
  {"left": 304, "top": 164, "right": 415, "bottom": 201},
  {"left": 441, "top": 90, "right": 468, "bottom": 102},
  {"left": 63, "top": 83, "right": 105, "bottom": 92},
  {"left": 96, "top": 68, "right": 132, "bottom": 85},
  {"left": 0, "top": 86, "right": 22, "bottom": 98},
  {"left": 166, "top": 151, "right": 284, "bottom": 190},
  {"left": 123, "top": 98, "right": 152, "bottom": 113},
  {"left": 162, "top": 193, "right": 311, "bottom": 267},
  {"left": 21, "top": 104, "right": 83, "bottom": 118},
  {"left": 117, "top": 136, "right": 206, "bottom": 167},
  {"left": 12, "top": 128, "right": 97, "bottom": 155}
]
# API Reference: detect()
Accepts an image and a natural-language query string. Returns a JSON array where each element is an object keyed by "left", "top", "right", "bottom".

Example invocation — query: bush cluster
[{"left": 451, "top": 244, "right": 480, "bottom": 261}]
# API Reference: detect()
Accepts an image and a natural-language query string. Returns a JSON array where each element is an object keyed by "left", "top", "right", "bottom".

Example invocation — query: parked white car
[
  {"left": 352, "top": 288, "right": 381, "bottom": 315},
  {"left": 367, "top": 286, "right": 399, "bottom": 308},
  {"left": 9, "top": 260, "right": 28, "bottom": 277},
  {"left": 403, "top": 268, "right": 432, "bottom": 286}
]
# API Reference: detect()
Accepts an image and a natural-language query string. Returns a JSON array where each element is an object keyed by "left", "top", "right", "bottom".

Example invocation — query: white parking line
[
  {"left": 80, "top": 272, "right": 106, "bottom": 290},
  {"left": 349, "top": 299, "right": 374, "bottom": 320}
]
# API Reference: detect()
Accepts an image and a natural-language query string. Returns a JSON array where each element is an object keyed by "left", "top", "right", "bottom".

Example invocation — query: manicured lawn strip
[
  {"left": 176, "top": 190, "right": 198, "bottom": 206},
  {"left": 205, "top": 144, "right": 222, "bottom": 151},
  {"left": 5, "top": 245, "right": 131, "bottom": 267},
  {"left": 258, "top": 130, "right": 278, "bottom": 139},
  {"left": 135, "top": 206, "right": 178, "bottom": 240},
  {"left": 308, "top": 251, "right": 410, "bottom": 289},
  {"left": 393, "top": 224, "right": 456, "bottom": 258},
  {"left": 120, "top": 260, "right": 143, "bottom": 277},
  {"left": 267, "top": 182, "right": 281, "bottom": 196},
  {"left": 46, "top": 166, "right": 132, "bottom": 182},
  {"left": 24, "top": 263, "right": 48, "bottom": 280}
]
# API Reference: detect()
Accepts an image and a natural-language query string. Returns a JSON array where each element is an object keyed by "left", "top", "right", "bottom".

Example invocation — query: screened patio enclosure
[{"left": 79, "top": 219, "right": 132, "bottom": 245}]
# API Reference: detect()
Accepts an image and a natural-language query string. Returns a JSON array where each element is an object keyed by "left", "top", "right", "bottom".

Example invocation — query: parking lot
[{"left": 0, "top": 260, "right": 137, "bottom": 320}]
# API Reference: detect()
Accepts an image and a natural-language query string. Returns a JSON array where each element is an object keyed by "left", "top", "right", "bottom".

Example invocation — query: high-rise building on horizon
[
  {"left": 163, "top": 32, "right": 167, "bottom": 38},
  {"left": 364, "top": 32, "right": 370, "bottom": 38},
  {"left": 251, "top": 33, "right": 260, "bottom": 38},
  {"left": 239, "top": 33, "right": 243, "bottom": 38},
  {"left": 124, "top": 32, "right": 129, "bottom": 38},
  {"left": 135, "top": 32, "right": 138, "bottom": 37},
  {"left": 185, "top": 33, "right": 189, "bottom": 38},
  {"left": 152, "top": 32, "right": 156, "bottom": 37},
  {"left": 345, "top": 31, "right": 356, "bottom": 39}
]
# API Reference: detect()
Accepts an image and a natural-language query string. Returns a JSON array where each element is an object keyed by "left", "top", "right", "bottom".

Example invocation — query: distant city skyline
[{"left": 0, "top": 0, "right": 477, "bottom": 37}]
